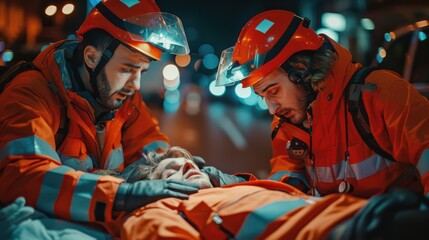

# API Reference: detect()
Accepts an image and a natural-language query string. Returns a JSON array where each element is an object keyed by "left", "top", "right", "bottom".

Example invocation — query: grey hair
[
  {"left": 93, "top": 146, "right": 195, "bottom": 183},
  {"left": 129, "top": 146, "right": 194, "bottom": 182}
]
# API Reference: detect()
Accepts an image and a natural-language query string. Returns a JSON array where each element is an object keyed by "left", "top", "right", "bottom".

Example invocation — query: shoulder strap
[
  {"left": 0, "top": 61, "right": 39, "bottom": 93},
  {"left": 347, "top": 66, "right": 395, "bottom": 161},
  {"left": 0, "top": 61, "right": 68, "bottom": 148},
  {"left": 0, "top": 65, "right": 9, "bottom": 76}
]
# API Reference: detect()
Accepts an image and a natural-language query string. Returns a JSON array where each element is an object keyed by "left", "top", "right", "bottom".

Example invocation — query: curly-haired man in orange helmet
[
  {"left": 216, "top": 10, "right": 429, "bottom": 198},
  {"left": 0, "top": 0, "right": 201, "bottom": 236}
]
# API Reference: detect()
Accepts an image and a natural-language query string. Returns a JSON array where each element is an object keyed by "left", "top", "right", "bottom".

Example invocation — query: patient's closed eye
[{"left": 165, "top": 169, "right": 177, "bottom": 178}]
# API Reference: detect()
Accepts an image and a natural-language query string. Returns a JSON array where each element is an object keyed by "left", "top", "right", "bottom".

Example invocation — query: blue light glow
[{"left": 209, "top": 80, "right": 226, "bottom": 96}]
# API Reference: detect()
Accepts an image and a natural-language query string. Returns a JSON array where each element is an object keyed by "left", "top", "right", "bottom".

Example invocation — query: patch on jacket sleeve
[{"left": 286, "top": 138, "right": 309, "bottom": 160}]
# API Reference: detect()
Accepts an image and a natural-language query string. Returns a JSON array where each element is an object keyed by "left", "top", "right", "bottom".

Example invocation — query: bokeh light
[
  {"left": 175, "top": 54, "right": 191, "bottom": 67},
  {"left": 209, "top": 80, "right": 226, "bottom": 96},
  {"left": 45, "top": 5, "right": 57, "bottom": 16},
  {"left": 62, "top": 4, "right": 75, "bottom": 15}
]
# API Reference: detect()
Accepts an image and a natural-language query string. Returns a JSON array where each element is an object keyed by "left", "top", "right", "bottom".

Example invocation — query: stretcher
[{"left": 2, "top": 184, "right": 429, "bottom": 240}]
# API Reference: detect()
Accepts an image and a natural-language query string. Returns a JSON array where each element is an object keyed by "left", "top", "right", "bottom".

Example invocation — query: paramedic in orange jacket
[
  {"left": 215, "top": 10, "right": 429, "bottom": 197},
  {"left": 0, "top": 0, "right": 201, "bottom": 230},
  {"left": 116, "top": 146, "right": 429, "bottom": 240}
]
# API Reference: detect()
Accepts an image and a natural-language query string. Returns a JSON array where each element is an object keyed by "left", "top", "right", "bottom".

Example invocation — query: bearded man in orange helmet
[
  {"left": 216, "top": 10, "right": 429, "bottom": 198},
  {"left": 0, "top": 0, "right": 206, "bottom": 235}
]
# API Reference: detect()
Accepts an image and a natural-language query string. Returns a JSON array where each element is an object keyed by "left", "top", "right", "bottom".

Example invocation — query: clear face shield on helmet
[
  {"left": 215, "top": 46, "right": 268, "bottom": 86},
  {"left": 122, "top": 12, "right": 190, "bottom": 56}
]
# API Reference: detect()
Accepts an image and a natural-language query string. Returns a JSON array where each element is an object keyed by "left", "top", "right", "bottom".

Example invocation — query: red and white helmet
[
  {"left": 76, "top": 0, "right": 189, "bottom": 60},
  {"left": 216, "top": 10, "right": 324, "bottom": 87}
]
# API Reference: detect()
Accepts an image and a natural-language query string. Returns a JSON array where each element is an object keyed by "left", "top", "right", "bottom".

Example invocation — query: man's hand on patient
[
  {"left": 201, "top": 166, "right": 247, "bottom": 187},
  {"left": 113, "top": 179, "right": 200, "bottom": 212},
  {"left": 192, "top": 156, "right": 206, "bottom": 169},
  {"left": 191, "top": 156, "right": 247, "bottom": 187}
]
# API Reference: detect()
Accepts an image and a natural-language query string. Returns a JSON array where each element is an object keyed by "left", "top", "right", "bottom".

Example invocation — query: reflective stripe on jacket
[
  {"left": 119, "top": 180, "right": 366, "bottom": 239},
  {"left": 269, "top": 36, "right": 429, "bottom": 197},
  {"left": 0, "top": 40, "right": 170, "bottom": 223}
]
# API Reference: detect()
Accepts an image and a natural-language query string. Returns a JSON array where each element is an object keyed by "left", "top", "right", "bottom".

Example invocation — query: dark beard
[{"left": 96, "top": 69, "right": 124, "bottom": 110}]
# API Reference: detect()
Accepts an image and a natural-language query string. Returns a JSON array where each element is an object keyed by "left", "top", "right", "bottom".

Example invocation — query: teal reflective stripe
[
  {"left": 70, "top": 173, "right": 100, "bottom": 222},
  {"left": 268, "top": 171, "right": 310, "bottom": 188},
  {"left": 143, "top": 141, "right": 170, "bottom": 154},
  {"left": 268, "top": 171, "right": 286, "bottom": 181},
  {"left": 37, "top": 166, "right": 73, "bottom": 215},
  {"left": 417, "top": 148, "right": 429, "bottom": 178},
  {"left": 105, "top": 145, "right": 124, "bottom": 169},
  {"left": 311, "top": 154, "right": 396, "bottom": 183},
  {"left": 350, "top": 155, "right": 395, "bottom": 179},
  {"left": 0, "top": 136, "right": 60, "bottom": 163},
  {"left": 59, "top": 154, "right": 94, "bottom": 172},
  {"left": 314, "top": 165, "right": 334, "bottom": 182},
  {"left": 306, "top": 164, "right": 334, "bottom": 183},
  {"left": 236, "top": 199, "right": 308, "bottom": 239}
]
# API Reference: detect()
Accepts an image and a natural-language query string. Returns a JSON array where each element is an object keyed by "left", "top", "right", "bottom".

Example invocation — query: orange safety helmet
[
  {"left": 216, "top": 10, "right": 324, "bottom": 87},
  {"left": 76, "top": 0, "right": 190, "bottom": 60}
]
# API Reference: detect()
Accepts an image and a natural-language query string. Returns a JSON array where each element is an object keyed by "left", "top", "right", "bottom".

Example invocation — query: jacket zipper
[{"left": 69, "top": 101, "right": 102, "bottom": 159}]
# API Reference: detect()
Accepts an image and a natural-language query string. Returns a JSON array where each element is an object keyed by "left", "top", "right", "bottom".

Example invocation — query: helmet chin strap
[{"left": 85, "top": 38, "right": 121, "bottom": 102}]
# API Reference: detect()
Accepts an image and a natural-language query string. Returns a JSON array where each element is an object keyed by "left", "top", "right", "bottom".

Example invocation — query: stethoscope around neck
[
  {"left": 308, "top": 94, "right": 355, "bottom": 195},
  {"left": 338, "top": 88, "right": 355, "bottom": 193}
]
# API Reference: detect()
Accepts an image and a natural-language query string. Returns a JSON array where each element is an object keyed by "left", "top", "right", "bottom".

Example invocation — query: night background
[{"left": 1, "top": 0, "right": 428, "bottom": 177}]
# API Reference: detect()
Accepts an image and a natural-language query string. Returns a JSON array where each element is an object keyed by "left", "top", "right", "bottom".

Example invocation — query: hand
[
  {"left": 0, "top": 197, "right": 35, "bottom": 239},
  {"left": 119, "top": 158, "right": 148, "bottom": 183},
  {"left": 192, "top": 156, "right": 206, "bottom": 169},
  {"left": 201, "top": 166, "right": 247, "bottom": 187},
  {"left": 114, "top": 179, "right": 200, "bottom": 212}
]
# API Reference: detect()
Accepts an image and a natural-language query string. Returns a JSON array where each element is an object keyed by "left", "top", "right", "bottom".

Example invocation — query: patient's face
[{"left": 152, "top": 157, "right": 213, "bottom": 189}]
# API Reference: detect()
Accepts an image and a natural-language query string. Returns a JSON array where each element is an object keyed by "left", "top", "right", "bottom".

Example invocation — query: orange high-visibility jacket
[
  {"left": 0, "top": 40, "right": 169, "bottom": 223},
  {"left": 268, "top": 37, "right": 429, "bottom": 198},
  {"left": 119, "top": 180, "right": 366, "bottom": 240}
]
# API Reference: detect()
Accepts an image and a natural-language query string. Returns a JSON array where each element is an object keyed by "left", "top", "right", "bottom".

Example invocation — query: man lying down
[
  {"left": 113, "top": 146, "right": 429, "bottom": 240},
  {"left": 2, "top": 147, "right": 429, "bottom": 239}
]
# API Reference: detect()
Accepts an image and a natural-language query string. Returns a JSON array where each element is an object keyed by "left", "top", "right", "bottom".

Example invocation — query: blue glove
[
  {"left": 192, "top": 156, "right": 206, "bottom": 169},
  {"left": 201, "top": 166, "right": 247, "bottom": 187},
  {"left": 114, "top": 179, "right": 200, "bottom": 212},
  {"left": 191, "top": 156, "right": 246, "bottom": 187},
  {"left": 0, "top": 197, "right": 35, "bottom": 239},
  {"left": 119, "top": 158, "right": 148, "bottom": 183}
]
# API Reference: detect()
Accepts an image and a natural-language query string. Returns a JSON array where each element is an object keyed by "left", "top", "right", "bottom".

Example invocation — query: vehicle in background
[{"left": 372, "top": 20, "right": 429, "bottom": 99}]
